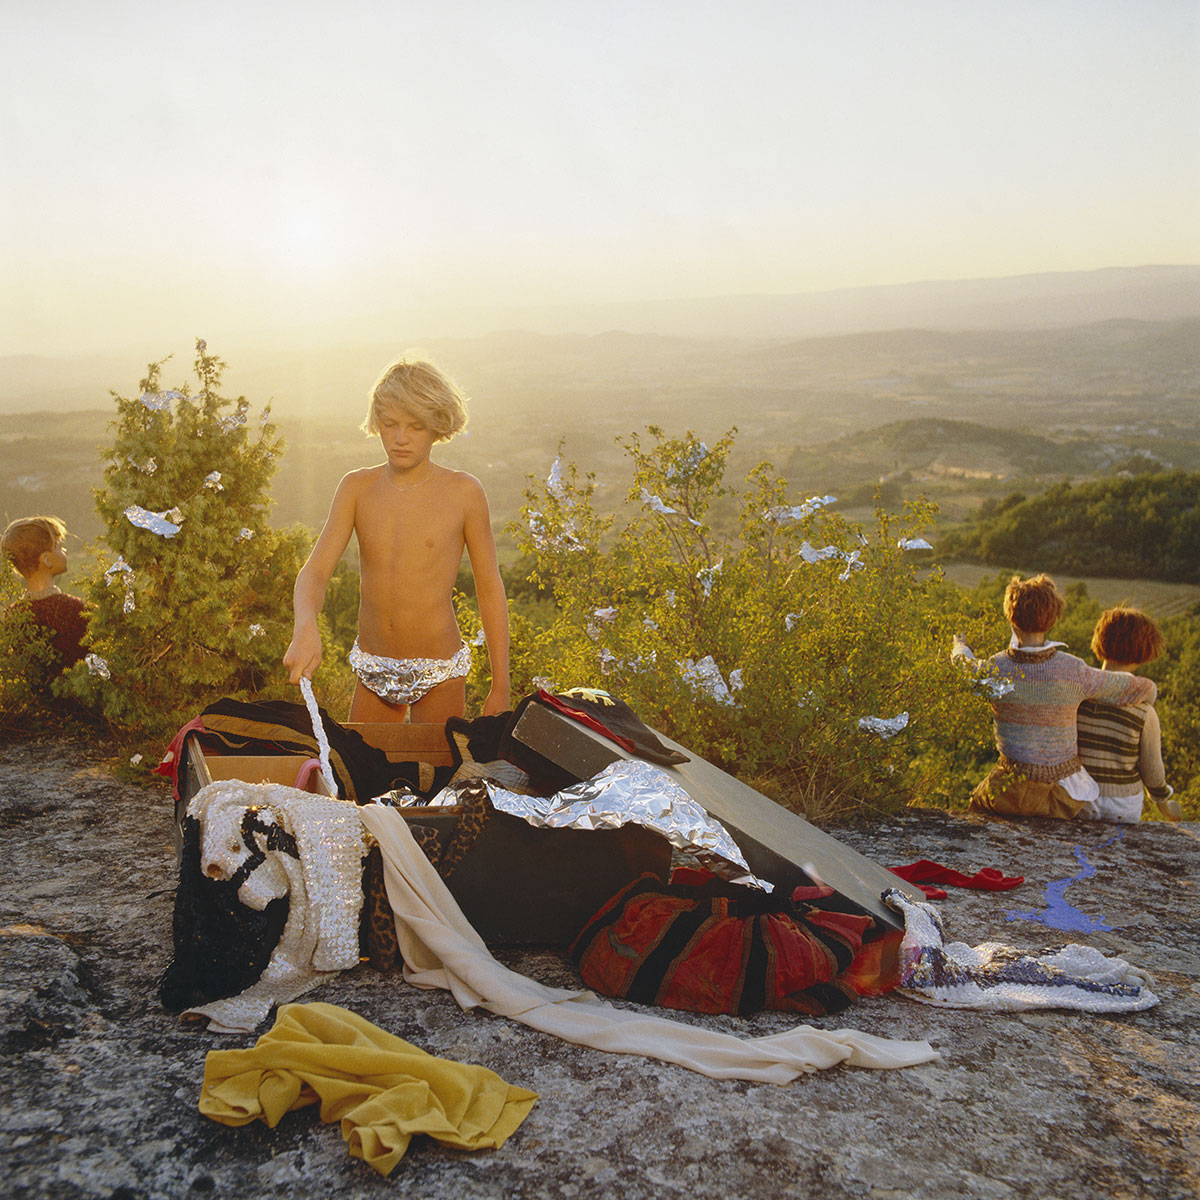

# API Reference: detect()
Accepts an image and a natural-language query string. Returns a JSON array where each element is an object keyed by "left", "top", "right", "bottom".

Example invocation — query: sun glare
[{"left": 278, "top": 209, "right": 334, "bottom": 272}]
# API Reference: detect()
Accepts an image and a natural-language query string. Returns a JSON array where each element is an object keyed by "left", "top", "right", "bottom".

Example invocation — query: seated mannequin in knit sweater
[
  {"left": 1077, "top": 607, "right": 1181, "bottom": 824},
  {"left": 952, "top": 574, "right": 1155, "bottom": 820}
]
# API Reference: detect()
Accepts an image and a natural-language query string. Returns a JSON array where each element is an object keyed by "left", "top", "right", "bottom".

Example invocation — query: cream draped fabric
[{"left": 358, "top": 803, "right": 938, "bottom": 1083}]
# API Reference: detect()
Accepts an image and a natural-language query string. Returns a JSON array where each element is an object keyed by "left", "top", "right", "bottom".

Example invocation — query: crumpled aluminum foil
[
  {"left": 764, "top": 495, "right": 837, "bottom": 523},
  {"left": 858, "top": 712, "right": 909, "bottom": 739},
  {"left": 393, "top": 759, "right": 770, "bottom": 891},
  {"left": 679, "top": 655, "right": 737, "bottom": 707},
  {"left": 85, "top": 653, "right": 111, "bottom": 679},
  {"left": 124, "top": 505, "right": 181, "bottom": 537}
]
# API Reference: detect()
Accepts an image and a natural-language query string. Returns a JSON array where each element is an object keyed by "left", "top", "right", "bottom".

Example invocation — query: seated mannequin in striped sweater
[
  {"left": 953, "top": 574, "right": 1156, "bottom": 820},
  {"left": 1077, "top": 607, "right": 1182, "bottom": 824}
]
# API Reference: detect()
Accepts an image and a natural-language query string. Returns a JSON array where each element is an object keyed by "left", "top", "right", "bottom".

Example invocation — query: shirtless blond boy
[{"left": 284, "top": 358, "right": 510, "bottom": 723}]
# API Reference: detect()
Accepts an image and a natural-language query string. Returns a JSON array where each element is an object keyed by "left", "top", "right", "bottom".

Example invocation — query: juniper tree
[{"left": 60, "top": 340, "right": 309, "bottom": 737}]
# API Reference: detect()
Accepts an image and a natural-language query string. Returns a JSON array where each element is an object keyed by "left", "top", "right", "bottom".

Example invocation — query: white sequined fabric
[
  {"left": 183, "top": 781, "right": 369, "bottom": 1032},
  {"left": 885, "top": 889, "right": 1158, "bottom": 1013}
]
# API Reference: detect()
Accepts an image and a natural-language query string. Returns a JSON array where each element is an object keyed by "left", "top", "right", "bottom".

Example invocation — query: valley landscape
[{"left": 4, "top": 269, "right": 1198, "bottom": 574}]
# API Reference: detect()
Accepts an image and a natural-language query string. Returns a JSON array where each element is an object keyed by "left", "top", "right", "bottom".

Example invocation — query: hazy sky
[{"left": 3, "top": 0, "right": 1197, "bottom": 356}]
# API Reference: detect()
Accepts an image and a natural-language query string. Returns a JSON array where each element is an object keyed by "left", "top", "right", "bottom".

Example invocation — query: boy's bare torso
[{"left": 350, "top": 464, "right": 473, "bottom": 660}]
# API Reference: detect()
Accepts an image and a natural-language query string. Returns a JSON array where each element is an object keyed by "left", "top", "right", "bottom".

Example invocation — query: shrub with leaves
[
  {"left": 506, "top": 427, "right": 996, "bottom": 819},
  {"left": 0, "top": 567, "right": 60, "bottom": 734},
  {"left": 1138, "top": 611, "right": 1200, "bottom": 820},
  {"left": 59, "top": 341, "right": 310, "bottom": 739}
]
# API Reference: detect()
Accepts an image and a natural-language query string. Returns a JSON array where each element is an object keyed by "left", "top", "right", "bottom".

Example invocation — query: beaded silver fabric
[
  {"left": 183, "top": 780, "right": 369, "bottom": 1032},
  {"left": 884, "top": 888, "right": 1158, "bottom": 1013},
  {"left": 349, "top": 639, "right": 472, "bottom": 705}
]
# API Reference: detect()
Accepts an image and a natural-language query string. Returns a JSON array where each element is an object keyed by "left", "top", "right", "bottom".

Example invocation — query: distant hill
[
  {"left": 2, "top": 266, "right": 1197, "bottom": 416},
  {"left": 938, "top": 472, "right": 1200, "bottom": 582},
  {"left": 492, "top": 264, "right": 1200, "bottom": 340},
  {"left": 787, "top": 418, "right": 1130, "bottom": 493},
  {"left": 4, "top": 312, "right": 1198, "bottom": 560}
]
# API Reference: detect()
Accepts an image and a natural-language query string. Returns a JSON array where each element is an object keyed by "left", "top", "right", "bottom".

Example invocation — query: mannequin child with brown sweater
[{"left": 1, "top": 515, "right": 91, "bottom": 678}]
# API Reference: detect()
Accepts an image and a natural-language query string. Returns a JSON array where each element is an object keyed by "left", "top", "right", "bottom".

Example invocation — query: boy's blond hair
[
  {"left": 361, "top": 358, "right": 468, "bottom": 443},
  {"left": 1, "top": 515, "right": 67, "bottom": 577},
  {"left": 1091, "top": 607, "right": 1164, "bottom": 666},
  {"left": 1003, "top": 573, "right": 1066, "bottom": 634}
]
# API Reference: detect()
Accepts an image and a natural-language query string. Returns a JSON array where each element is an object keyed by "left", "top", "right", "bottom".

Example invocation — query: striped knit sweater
[
  {"left": 979, "top": 646, "right": 1156, "bottom": 780},
  {"left": 1077, "top": 697, "right": 1170, "bottom": 804}
]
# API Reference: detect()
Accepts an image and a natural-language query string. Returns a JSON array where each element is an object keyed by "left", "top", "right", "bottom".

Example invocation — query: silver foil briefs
[{"left": 349, "top": 639, "right": 472, "bottom": 706}]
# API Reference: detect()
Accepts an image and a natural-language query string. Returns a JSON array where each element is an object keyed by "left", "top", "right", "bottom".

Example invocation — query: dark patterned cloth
[
  {"left": 196, "top": 697, "right": 454, "bottom": 803},
  {"left": 444, "top": 712, "right": 513, "bottom": 770},
  {"left": 570, "top": 872, "right": 875, "bottom": 1018},
  {"left": 360, "top": 845, "right": 401, "bottom": 971},
  {"left": 537, "top": 688, "right": 689, "bottom": 766},
  {"left": 28, "top": 593, "right": 91, "bottom": 669},
  {"left": 4, "top": 592, "right": 91, "bottom": 684}
]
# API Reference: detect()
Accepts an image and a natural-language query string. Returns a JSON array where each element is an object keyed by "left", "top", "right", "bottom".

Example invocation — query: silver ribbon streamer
[{"left": 298, "top": 677, "right": 337, "bottom": 796}]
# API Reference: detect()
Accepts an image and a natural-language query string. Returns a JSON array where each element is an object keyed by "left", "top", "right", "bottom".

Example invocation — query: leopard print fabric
[
  {"left": 360, "top": 845, "right": 400, "bottom": 971},
  {"left": 439, "top": 779, "right": 493, "bottom": 877},
  {"left": 359, "top": 797, "right": 489, "bottom": 971},
  {"left": 409, "top": 823, "right": 443, "bottom": 870}
]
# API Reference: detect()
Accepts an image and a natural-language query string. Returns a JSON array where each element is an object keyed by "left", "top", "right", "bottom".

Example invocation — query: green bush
[
  {"left": 941, "top": 472, "right": 1200, "bottom": 581},
  {"left": 502, "top": 427, "right": 997, "bottom": 819},
  {"left": 0, "top": 568, "right": 61, "bottom": 734},
  {"left": 58, "top": 342, "right": 311, "bottom": 740},
  {"left": 1146, "top": 611, "right": 1200, "bottom": 819}
]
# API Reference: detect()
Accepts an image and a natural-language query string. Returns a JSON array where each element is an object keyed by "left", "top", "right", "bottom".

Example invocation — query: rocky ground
[{"left": 1, "top": 735, "right": 1196, "bottom": 1200}]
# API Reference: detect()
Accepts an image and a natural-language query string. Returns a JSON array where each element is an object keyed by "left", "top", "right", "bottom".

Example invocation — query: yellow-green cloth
[{"left": 199, "top": 1001, "right": 537, "bottom": 1175}]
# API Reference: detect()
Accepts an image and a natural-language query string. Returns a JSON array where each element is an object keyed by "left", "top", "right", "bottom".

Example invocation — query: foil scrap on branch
[
  {"left": 124, "top": 505, "right": 182, "bottom": 538},
  {"left": 858, "top": 712, "right": 909, "bottom": 739}
]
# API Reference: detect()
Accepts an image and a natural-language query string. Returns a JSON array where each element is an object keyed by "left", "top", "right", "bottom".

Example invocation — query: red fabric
[
  {"left": 153, "top": 717, "right": 206, "bottom": 803},
  {"left": 533, "top": 689, "right": 688, "bottom": 765},
  {"left": 790, "top": 883, "right": 838, "bottom": 904},
  {"left": 670, "top": 866, "right": 720, "bottom": 888},
  {"left": 575, "top": 891, "right": 691, "bottom": 1001},
  {"left": 841, "top": 928, "right": 904, "bottom": 997},
  {"left": 656, "top": 899, "right": 756, "bottom": 1014},
  {"left": 582, "top": 890, "right": 867, "bottom": 1017},
  {"left": 572, "top": 873, "right": 871, "bottom": 1017},
  {"left": 903, "top": 881, "right": 949, "bottom": 901},
  {"left": 889, "top": 859, "right": 1024, "bottom": 901},
  {"left": 671, "top": 871, "right": 901, "bottom": 998},
  {"left": 536, "top": 689, "right": 638, "bottom": 754}
]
